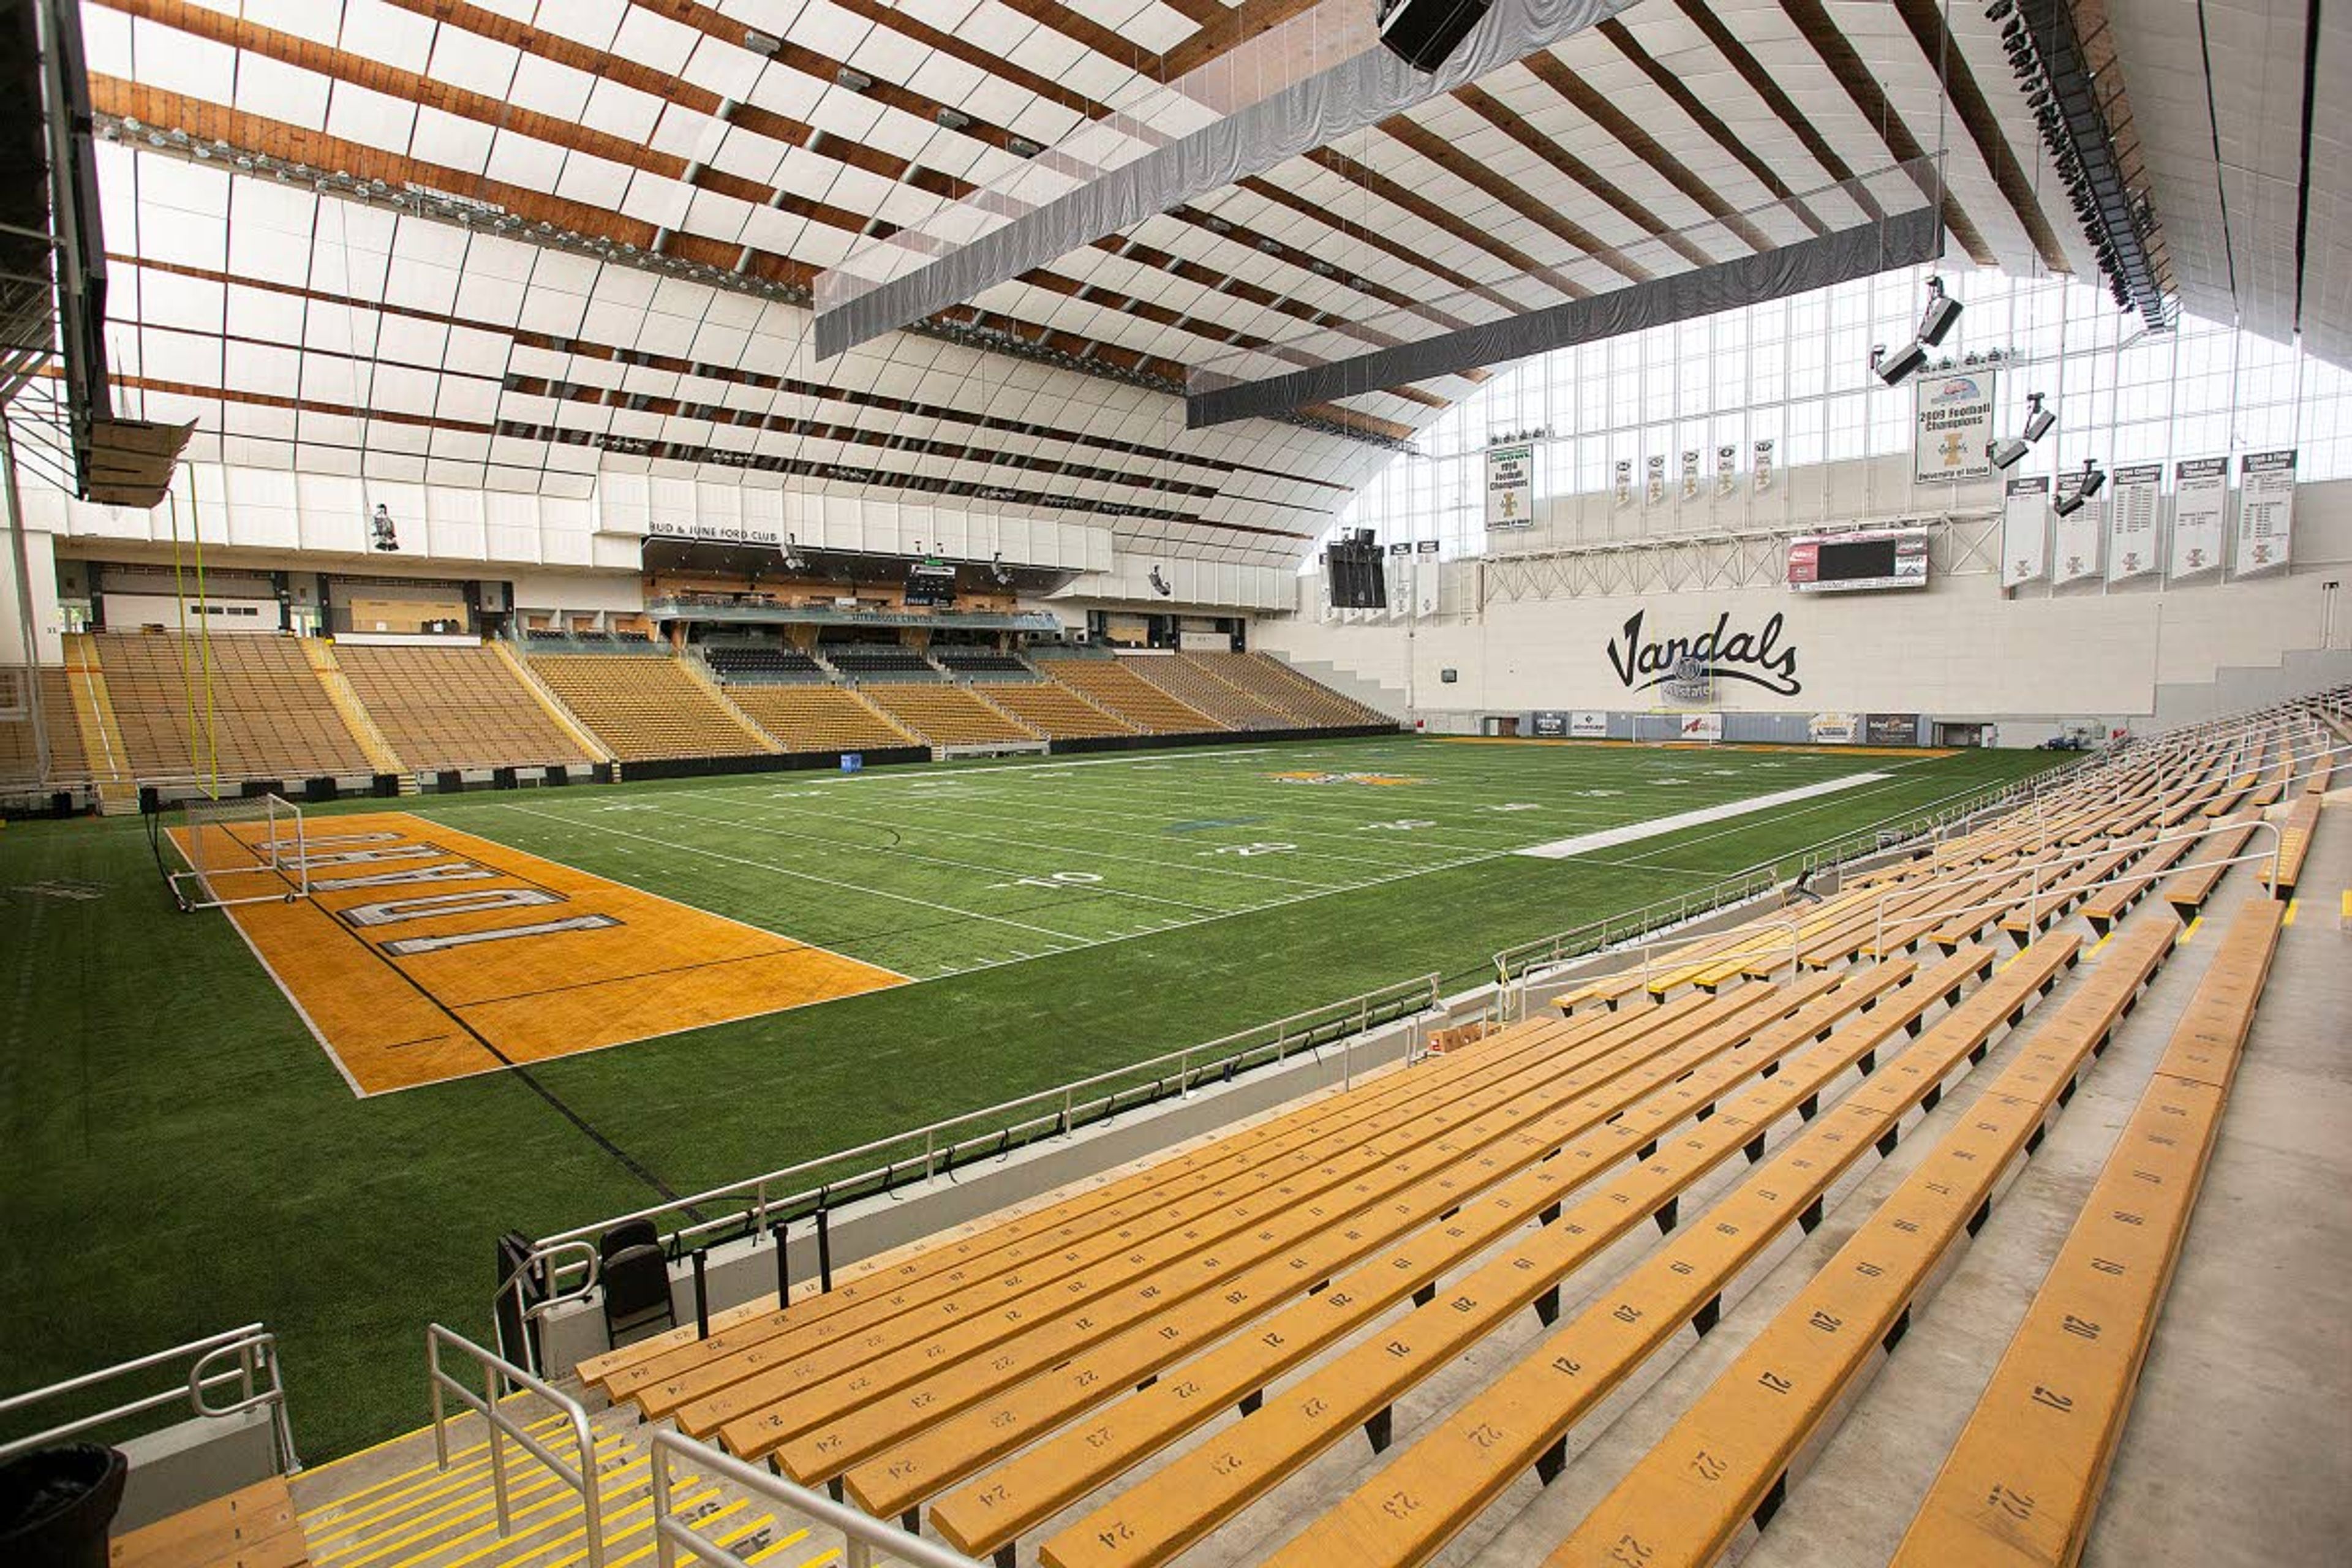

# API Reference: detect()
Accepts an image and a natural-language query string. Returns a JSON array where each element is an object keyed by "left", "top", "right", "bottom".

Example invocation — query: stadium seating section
[
  {"left": 1120, "top": 654, "right": 1295, "bottom": 729},
  {"left": 569, "top": 692, "right": 2332, "bottom": 1568},
  {"left": 726, "top": 685, "right": 914, "bottom": 753},
  {"left": 334, "top": 646, "right": 594, "bottom": 771},
  {"left": 861, "top": 684, "right": 1038, "bottom": 746},
  {"left": 1191, "top": 651, "right": 1388, "bottom": 727},
  {"left": 526, "top": 654, "right": 772, "bottom": 762},
  {"left": 974, "top": 681, "right": 1137, "bottom": 739},
  {"left": 0, "top": 668, "right": 88, "bottom": 783},
  {"left": 701, "top": 645, "right": 824, "bottom": 682},
  {"left": 1038, "top": 657, "right": 1222, "bottom": 734},
  {"left": 96, "top": 632, "right": 375, "bottom": 780},
  {"left": 933, "top": 649, "right": 1032, "bottom": 676},
  {"left": 826, "top": 647, "right": 938, "bottom": 679}
]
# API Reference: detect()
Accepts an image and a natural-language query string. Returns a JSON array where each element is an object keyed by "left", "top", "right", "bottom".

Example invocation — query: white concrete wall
[{"left": 1257, "top": 478, "right": 2352, "bottom": 729}]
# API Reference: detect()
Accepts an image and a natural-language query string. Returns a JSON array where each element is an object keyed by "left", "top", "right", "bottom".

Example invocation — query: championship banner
[
  {"left": 2001, "top": 474, "right": 2050, "bottom": 588},
  {"left": 1614, "top": 458, "right": 1634, "bottom": 508},
  {"left": 2169, "top": 456, "right": 2228, "bottom": 581},
  {"left": 1914, "top": 369, "right": 1996, "bottom": 483},
  {"left": 1679, "top": 449, "right": 1701, "bottom": 501},
  {"left": 1645, "top": 453, "right": 1667, "bottom": 507},
  {"left": 1809, "top": 712, "right": 1859, "bottom": 744},
  {"left": 1753, "top": 438, "right": 1774, "bottom": 493},
  {"left": 1570, "top": 711, "right": 1608, "bottom": 737},
  {"left": 2052, "top": 470, "right": 2103, "bottom": 586},
  {"left": 1414, "top": 552, "right": 1439, "bottom": 616},
  {"left": 1485, "top": 443, "right": 1534, "bottom": 530},
  {"left": 2107, "top": 462, "right": 2161, "bottom": 583},
  {"left": 2234, "top": 449, "right": 2296, "bottom": 576},
  {"left": 1716, "top": 444, "right": 1737, "bottom": 496}
]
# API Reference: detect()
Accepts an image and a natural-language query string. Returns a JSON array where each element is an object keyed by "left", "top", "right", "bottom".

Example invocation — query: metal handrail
[
  {"left": 649, "top": 1428, "right": 981, "bottom": 1568},
  {"left": 1868, "top": 818, "right": 2286, "bottom": 963},
  {"left": 0, "top": 1324, "right": 299, "bottom": 1472},
  {"left": 499, "top": 973, "right": 1444, "bottom": 1369},
  {"left": 426, "top": 1324, "right": 603, "bottom": 1568}
]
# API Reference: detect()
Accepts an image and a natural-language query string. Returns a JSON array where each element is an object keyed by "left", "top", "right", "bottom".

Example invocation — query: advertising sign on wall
[
  {"left": 1570, "top": 711, "right": 1608, "bottom": 738},
  {"left": 1531, "top": 710, "right": 1568, "bottom": 738},
  {"left": 2169, "top": 456, "right": 2228, "bottom": 580},
  {"left": 2107, "top": 463, "right": 2161, "bottom": 583},
  {"left": 1915, "top": 370, "right": 1996, "bottom": 482},
  {"left": 1809, "top": 712, "right": 1859, "bottom": 744},
  {"left": 1865, "top": 712, "right": 1921, "bottom": 746},
  {"left": 2001, "top": 474, "right": 2050, "bottom": 588},
  {"left": 2234, "top": 449, "right": 2296, "bottom": 576},
  {"left": 1485, "top": 443, "right": 1534, "bottom": 530},
  {"left": 1677, "top": 712, "right": 1724, "bottom": 742}
]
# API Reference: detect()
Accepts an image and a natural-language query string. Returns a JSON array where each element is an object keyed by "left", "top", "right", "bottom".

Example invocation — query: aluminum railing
[
  {"left": 649, "top": 1428, "right": 981, "bottom": 1568},
  {"left": 0, "top": 1323, "right": 299, "bottom": 1473},
  {"left": 497, "top": 972, "right": 1443, "bottom": 1373},
  {"left": 426, "top": 1324, "right": 603, "bottom": 1568}
]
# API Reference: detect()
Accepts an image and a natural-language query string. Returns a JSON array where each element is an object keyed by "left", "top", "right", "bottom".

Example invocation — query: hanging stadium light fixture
[
  {"left": 1989, "top": 434, "right": 2032, "bottom": 470},
  {"left": 1873, "top": 341, "right": 1929, "bottom": 387},
  {"left": 2052, "top": 458, "right": 2105, "bottom": 515},
  {"left": 2023, "top": 391, "right": 2056, "bottom": 442},
  {"left": 1917, "top": 276, "right": 1964, "bottom": 347}
]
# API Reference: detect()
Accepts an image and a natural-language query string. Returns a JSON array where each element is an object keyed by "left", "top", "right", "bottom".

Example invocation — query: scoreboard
[{"left": 1787, "top": 529, "right": 1929, "bottom": 593}]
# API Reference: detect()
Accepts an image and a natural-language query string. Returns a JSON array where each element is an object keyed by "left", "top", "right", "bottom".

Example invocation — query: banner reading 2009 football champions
[
  {"left": 1485, "top": 443, "right": 1533, "bottom": 530},
  {"left": 1915, "top": 371, "right": 1996, "bottom": 482}
]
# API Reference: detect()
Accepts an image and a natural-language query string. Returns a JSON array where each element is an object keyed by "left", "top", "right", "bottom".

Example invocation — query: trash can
[{"left": 0, "top": 1444, "right": 129, "bottom": 1568}]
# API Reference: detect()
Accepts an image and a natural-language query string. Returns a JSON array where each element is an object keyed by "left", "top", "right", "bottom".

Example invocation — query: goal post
[{"left": 167, "top": 793, "right": 310, "bottom": 912}]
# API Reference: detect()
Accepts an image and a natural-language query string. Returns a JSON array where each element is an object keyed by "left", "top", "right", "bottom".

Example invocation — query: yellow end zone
[{"left": 173, "top": 812, "right": 906, "bottom": 1095}]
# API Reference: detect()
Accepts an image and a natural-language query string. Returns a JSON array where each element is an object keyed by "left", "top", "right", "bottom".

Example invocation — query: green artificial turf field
[{"left": 0, "top": 734, "right": 2062, "bottom": 1458}]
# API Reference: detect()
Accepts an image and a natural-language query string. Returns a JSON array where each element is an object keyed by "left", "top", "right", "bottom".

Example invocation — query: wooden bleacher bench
[
  {"left": 108, "top": 1477, "right": 306, "bottom": 1568},
  {"left": 2160, "top": 815, "right": 2259, "bottom": 914},
  {"left": 1888, "top": 899, "right": 2281, "bottom": 1567},
  {"left": 2269, "top": 793, "right": 2321, "bottom": 896},
  {"left": 712, "top": 981, "right": 1845, "bottom": 1462},
  {"left": 592, "top": 1001, "right": 1638, "bottom": 1402},
  {"left": 2080, "top": 831, "right": 2200, "bottom": 932},
  {"left": 894, "top": 959, "right": 1942, "bottom": 1553},
  {"left": 1034, "top": 941, "right": 2065, "bottom": 1568},
  {"left": 636, "top": 994, "right": 1744, "bottom": 1427},
  {"left": 1540, "top": 918, "right": 2179, "bottom": 1568}
]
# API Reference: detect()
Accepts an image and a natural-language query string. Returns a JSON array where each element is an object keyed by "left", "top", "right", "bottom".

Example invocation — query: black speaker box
[{"left": 1378, "top": 0, "right": 1495, "bottom": 73}]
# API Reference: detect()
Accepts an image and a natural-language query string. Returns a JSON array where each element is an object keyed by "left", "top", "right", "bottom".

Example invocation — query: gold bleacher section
[
  {"left": 1191, "top": 651, "right": 1389, "bottom": 727},
  {"left": 336, "top": 644, "right": 598, "bottom": 771},
  {"left": 726, "top": 685, "right": 916, "bottom": 753},
  {"left": 862, "top": 684, "right": 1040, "bottom": 747},
  {"left": 527, "top": 654, "right": 777, "bottom": 763},
  {"left": 0, "top": 668, "right": 88, "bottom": 783},
  {"left": 95, "top": 631, "right": 375, "bottom": 781},
  {"left": 1118, "top": 654, "right": 1292, "bottom": 729},
  {"left": 974, "top": 681, "right": 1137, "bottom": 739},
  {"left": 1040, "top": 658, "right": 1224, "bottom": 734}
]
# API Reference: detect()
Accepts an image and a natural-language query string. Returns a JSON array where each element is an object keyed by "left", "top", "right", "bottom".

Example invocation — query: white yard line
[{"left": 1513, "top": 773, "right": 1893, "bottom": 860}]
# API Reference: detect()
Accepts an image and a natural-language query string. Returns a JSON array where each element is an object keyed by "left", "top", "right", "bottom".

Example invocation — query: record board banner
[
  {"left": 1865, "top": 712, "right": 1921, "bottom": 746},
  {"left": 1809, "top": 712, "right": 1859, "bottom": 744},
  {"left": 1915, "top": 370, "right": 1996, "bottom": 482},
  {"left": 1486, "top": 443, "right": 1534, "bottom": 530},
  {"left": 2052, "top": 471, "right": 2103, "bottom": 586},
  {"left": 2234, "top": 449, "right": 2295, "bottom": 576},
  {"left": 1570, "top": 710, "right": 1608, "bottom": 738},
  {"left": 2107, "top": 463, "right": 2161, "bottom": 583},
  {"left": 2001, "top": 474, "right": 2050, "bottom": 588},
  {"left": 2169, "top": 456, "right": 2228, "bottom": 580},
  {"left": 1531, "top": 710, "right": 1568, "bottom": 738}
]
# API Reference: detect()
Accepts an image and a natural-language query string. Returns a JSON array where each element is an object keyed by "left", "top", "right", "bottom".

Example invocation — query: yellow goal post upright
[{"left": 165, "top": 793, "right": 309, "bottom": 912}]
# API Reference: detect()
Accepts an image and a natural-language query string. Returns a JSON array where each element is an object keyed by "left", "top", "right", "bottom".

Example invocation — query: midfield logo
[{"left": 1605, "top": 609, "right": 1802, "bottom": 698}]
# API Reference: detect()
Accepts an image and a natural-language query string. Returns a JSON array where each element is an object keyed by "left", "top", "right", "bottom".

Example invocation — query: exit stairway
[{"left": 284, "top": 1399, "right": 844, "bottom": 1568}]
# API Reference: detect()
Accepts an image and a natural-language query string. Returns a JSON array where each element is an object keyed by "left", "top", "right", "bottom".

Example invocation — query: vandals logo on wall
[
  {"left": 1606, "top": 610, "right": 1801, "bottom": 698},
  {"left": 1269, "top": 771, "right": 1422, "bottom": 786}
]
